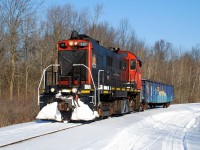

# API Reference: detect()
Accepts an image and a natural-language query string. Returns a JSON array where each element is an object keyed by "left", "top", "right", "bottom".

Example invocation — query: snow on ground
[
  {"left": 1, "top": 103, "right": 200, "bottom": 150},
  {"left": 0, "top": 120, "right": 81, "bottom": 147}
]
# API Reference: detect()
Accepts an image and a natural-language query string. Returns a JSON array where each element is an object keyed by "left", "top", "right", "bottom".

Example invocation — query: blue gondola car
[{"left": 141, "top": 79, "right": 174, "bottom": 108}]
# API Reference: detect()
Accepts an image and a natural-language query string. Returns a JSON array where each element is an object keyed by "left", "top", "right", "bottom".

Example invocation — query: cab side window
[{"left": 130, "top": 59, "right": 136, "bottom": 70}]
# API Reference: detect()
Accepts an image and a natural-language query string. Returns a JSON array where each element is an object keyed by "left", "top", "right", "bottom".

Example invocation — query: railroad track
[
  {"left": 0, "top": 121, "right": 82, "bottom": 148},
  {"left": 0, "top": 111, "right": 141, "bottom": 148},
  {"left": 0, "top": 108, "right": 165, "bottom": 149}
]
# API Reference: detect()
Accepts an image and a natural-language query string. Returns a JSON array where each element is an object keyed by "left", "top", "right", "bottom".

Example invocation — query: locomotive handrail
[
  {"left": 98, "top": 70, "right": 104, "bottom": 103},
  {"left": 98, "top": 70, "right": 104, "bottom": 89},
  {"left": 38, "top": 64, "right": 60, "bottom": 105},
  {"left": 73, "top": 64, "right": 97, "bottom": 106}
]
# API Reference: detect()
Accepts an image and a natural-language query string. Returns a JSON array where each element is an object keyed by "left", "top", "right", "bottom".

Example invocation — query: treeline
[{"left": 0, "top": 0, "right": 199, "bottom": 126}]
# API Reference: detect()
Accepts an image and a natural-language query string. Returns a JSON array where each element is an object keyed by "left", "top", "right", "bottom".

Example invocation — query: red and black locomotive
[{"left": 38, "top": 31, "right": 142, "bottom": 121}]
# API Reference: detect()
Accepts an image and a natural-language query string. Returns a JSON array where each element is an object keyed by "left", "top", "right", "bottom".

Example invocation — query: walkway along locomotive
[{"left": 37, "top": 31, "right": 173, "bottom": 121}]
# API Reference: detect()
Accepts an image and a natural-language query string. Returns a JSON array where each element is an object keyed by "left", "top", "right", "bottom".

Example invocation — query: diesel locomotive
[{"left": 38, "top": 31, "right": 173, "bottom": 121}]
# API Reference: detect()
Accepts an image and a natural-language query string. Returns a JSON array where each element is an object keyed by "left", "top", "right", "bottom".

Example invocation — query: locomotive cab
[{"left": 118, "top": 50, "right": 142, "bottom": 91}]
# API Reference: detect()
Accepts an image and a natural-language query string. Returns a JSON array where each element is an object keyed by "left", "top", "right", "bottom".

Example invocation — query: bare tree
[
  {"left": 190, "top": 45, "right": 200, "bottom": 102},
  {"left": 90, "top": 4, "right": 103, "bottom": 37},
  {"left": 19, "top": 16, "right": 38, "bottom": 100},
  {"left": 0, "top": 0, "right": 37, "bottom": 100},
  {"left": 87, "top": 21, "right": 116, "bottom": 47},
  {"left": 0, "top": 6, "right": 4, "bottom": 98},
  {"left": 117, "top": 18, "right": 132, "bottom": 49}
]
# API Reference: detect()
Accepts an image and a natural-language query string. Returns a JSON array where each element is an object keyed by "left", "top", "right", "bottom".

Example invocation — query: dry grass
[{"left": 0, "top": 98, "right": 39, "bottom": 127}]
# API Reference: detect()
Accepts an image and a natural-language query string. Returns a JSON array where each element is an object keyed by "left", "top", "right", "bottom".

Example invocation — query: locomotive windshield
[{"left": 58, "top": 50, "right": 88, "bottom": 84}]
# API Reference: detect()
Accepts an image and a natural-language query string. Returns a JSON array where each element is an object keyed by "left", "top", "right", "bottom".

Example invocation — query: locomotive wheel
[
  {"left": 141, "top": 102, "right": 148, "bottom": 111},
  {"left": 163, "top": 103, "right": 166, "bottom": 108},
  {"left": 166, "top": 102, "right": 170, "bottom": 108}
]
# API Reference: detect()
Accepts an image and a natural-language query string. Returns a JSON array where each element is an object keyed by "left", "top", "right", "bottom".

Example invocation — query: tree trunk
[{"left": 10, "top": 53, "right": 15, "bottom": 100}]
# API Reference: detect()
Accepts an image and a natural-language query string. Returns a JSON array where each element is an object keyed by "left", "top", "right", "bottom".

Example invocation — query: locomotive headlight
[
  {"left": 61, "top": 89, "right": 71, "bottom": 93},
  {"left": 74, "top": 41, "right": 78, "bottom": 46},
  {"left": 69, "top": 41, "right": 73, "bottom": 46},
  {"left": 50, "top": 87, "right": 55, "bottom": 93},
  {"left": 72, "top": 88, "right": 78, "bottom": 93}
]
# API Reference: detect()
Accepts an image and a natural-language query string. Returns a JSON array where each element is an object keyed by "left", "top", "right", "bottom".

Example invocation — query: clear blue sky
[{"left": 42, "top": 0, "right": 200, "bottom": 51}]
